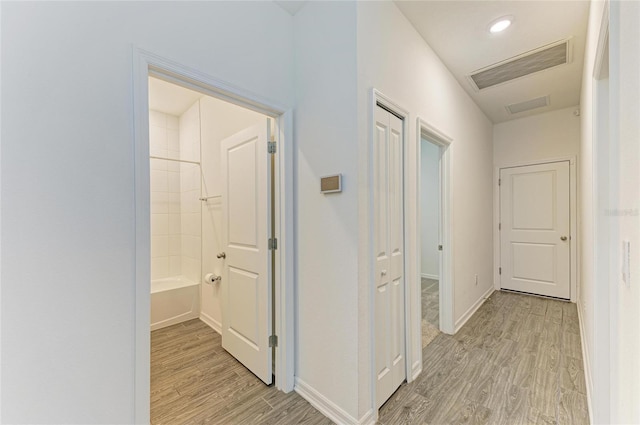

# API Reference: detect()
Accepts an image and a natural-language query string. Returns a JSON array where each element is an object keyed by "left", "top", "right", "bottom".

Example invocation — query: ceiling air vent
[
  {"left": 468, "top": 39, "right": 572, "bottom": 91},
  {"left": 506, "top": 95, "right": 550, "bottom": 115}
]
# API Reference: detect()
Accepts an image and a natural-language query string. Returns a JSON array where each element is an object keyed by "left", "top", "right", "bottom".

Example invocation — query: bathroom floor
[{"left": 151, "top": 319, "right": 332, "bottom": 424}]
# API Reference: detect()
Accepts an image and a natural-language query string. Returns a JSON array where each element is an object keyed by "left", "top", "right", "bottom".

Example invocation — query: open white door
[
  {"left": 500, "top": 161, "right": 571, "bottom": 299},
  {"left": 221, "top": 119, "right": 272, "bottom": 385}
]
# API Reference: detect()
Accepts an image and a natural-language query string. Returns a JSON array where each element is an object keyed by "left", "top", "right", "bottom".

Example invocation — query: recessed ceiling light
[{"left": 489, "top": 16, "right": 513, "bottom": 33}]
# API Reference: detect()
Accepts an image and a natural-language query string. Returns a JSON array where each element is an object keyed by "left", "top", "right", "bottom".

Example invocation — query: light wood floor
[
  {"left": 378, "top": 290, "right": 589, "bottom": 425},
  {"left": 152, "top": 290, "right": 588, "bottom": 425},
  {"left": 151, "top": 319, "right": 332, "bottom": 424},
  {"left": 421, "top": 278, "right": 440, "bottom": 328}
]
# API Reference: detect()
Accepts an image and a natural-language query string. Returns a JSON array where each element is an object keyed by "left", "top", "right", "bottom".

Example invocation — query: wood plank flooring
[
  {"left": 421, "top": 278, "right": 440, "bottom": 328},
  {"left": 152, "top": 290, "right": 589, "bottom": 424},
  {"left": 378, "top": 290, "right": 589, "bottom": 425},
  {"left": 151, "top": 319, "right": 332, "bottom": 425}
]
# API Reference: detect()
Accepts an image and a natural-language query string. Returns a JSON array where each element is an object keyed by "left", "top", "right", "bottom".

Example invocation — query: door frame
[
  {"left": 132, "top": 47, "right": 295, "bottom": 424},
  {"left": 417, "top": 119, "right": 454, "bottom": 337},
  {"left": 369, "top": 90, "right": 411, "bottom": 414},
  {"left": 493, "top": 157, "right": 578, "bottom": 302}
]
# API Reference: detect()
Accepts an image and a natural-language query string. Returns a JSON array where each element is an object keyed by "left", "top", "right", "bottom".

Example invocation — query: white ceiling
[
  {"left": 395, "top": 1, "right": 590, "bottom": 123},
  {"left": 148, "top": 77, "right": 203, "bottom": 116}
]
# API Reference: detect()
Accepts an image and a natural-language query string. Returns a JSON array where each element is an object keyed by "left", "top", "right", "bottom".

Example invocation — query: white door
[
  {"left": 500, "top": 161, "right": 571, "bottom": 299},
  {"left": 374, "top": 105, "right": 406, "bottom": 408},
  {"left": 220, "top": 119, "right": 272, "bottom": 384}
]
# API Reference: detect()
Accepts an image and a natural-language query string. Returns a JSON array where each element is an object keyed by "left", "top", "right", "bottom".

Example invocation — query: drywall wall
[
  {"left": 609, "top": 2, "right": 640, "bottom": 423},
  {"left": 420, "top": 139, "right": 440, "bottom": 279},
  {"left": 493, "top": 106, "right": 581, "bottom": 166},
  {"left": 199, "top": 96, "right": 264, "bottom": 332},
  {"left": 0, "top": 2, "right": 294, "bottom": 423},
  {"left": 356, "top": 2, "right": 494, "bottom": 418},
  {"left": 293, "top": 1, "right": 360, "bottom": 422}
]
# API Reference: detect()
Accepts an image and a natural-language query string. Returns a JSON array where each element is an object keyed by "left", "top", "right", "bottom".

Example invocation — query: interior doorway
[
  {"left": 133, "top": 49, "right": 295, "bottom": 424},
  {"left": 420, "top": 137, "right": 441, "bottom": 346}
]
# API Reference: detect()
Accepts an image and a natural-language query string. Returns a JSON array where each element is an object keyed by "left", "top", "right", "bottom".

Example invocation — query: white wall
[
  {"left": 493, "top": 106, "right": 581, "bottom": 166},
  {"left": 0, "top": 2, "right": 294, "bottom": 423},
  {"left": 199, "top": 96, "right": 264, "bottom": 332},
  {"left": 293, "top": 1, "right": 361, "bottom": 422},
  {"left": 420, "top": 139, "right": 440, "bottom": 279},
  {"left": 580, "top": 1, "right": 640, "bottom": 423},
  {"left": 356, "top": 2, "right": 494, "bottom": 419}
]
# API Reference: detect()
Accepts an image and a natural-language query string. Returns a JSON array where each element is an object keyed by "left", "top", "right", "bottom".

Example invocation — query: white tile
[
  {"left": 167, "top": 159, "right": 180, "bottom": 172},
  {"left": 168, "top": 193, "right": 181, "bottom": 214},
  {"left": 182, "top": 257, "right": 200, "bottom": 283},
  {"left": 151, "top": 213, "right": 168, "bottom": 236},
  {"left": 182, "top": 235, "right": 201, "bottom": 259},
  {"left": 168, "top": 236, "right": 182, "bottom": 256},
  {"left": 151, "top": 235, "right": 169, "bottom": 258},
  {"left": 151, "top": 191, "right": 168, "bottom": 214},
  {"left": 149, "top": 125, "right": 167, "bottom": 152},
  {"left": 166, "top": 115, "right": 179, "bottom": 130},
  {"left": 169, "top": 256, "right": 182, "bottom": 276},
  {"left": 167, "top": 129, "right": 180, "bottom": 151},
  {"left": 150, "top": 158, "right": 167, "bottom": 171},
  {"left": 149, "top": 110, "right": 166, "bottom": 128},
  {"left": 151, "top": 257, "right": 169, "bottom": 280},
  {"left": 168, "top": 171, "right": 181, "bottom": 193},
  {"left": 168, "top": 213, "right": 181, "bottom": 235},
  {"left": 150, "top": 169, "right": 168, "bottom": 193},
  {"left": 182, "top": 213, "right": 201, "bottom": 236}
]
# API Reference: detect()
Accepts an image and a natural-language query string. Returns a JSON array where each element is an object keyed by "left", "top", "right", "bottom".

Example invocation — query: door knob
[
  {"left": 381, "top": 270, "right": 387, "bottom": 276},
  {"left": 560, "top": 236, "right": 568, "bottom": 241},
  {"left": 217, "top": 252, "right": 226, "bottom": 259}
]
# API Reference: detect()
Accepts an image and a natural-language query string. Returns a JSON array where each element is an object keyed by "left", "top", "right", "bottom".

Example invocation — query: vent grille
[
  {"left": 506, "top": 96, "right": 550, "bottom": 115},
  {"left": 468, "top": 40, "right": 571, "bottom": 90}
]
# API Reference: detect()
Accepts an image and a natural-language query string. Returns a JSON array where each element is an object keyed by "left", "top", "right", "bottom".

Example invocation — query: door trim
[
  {"left": 369, "top": 89, "right": 410, "bottom": 417},
  {"left": 417, "top": 119, "right": 454, "bottom": 337},
  {"left": 493, "top": 157, "right": 577, "bottom": 303},
  {"left": 132, "top": 47, "right": 295, "bottom": 424}
]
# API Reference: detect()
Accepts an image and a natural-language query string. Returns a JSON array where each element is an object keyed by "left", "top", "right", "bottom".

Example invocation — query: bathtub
[{"left": 150, "top": 276, "right": 200, "bottom": 331}]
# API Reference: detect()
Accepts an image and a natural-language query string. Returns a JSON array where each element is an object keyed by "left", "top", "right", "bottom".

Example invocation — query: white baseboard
[
  {"left": 576, "top": 301, "right": 594, "bottom": 425},
  {"left": 420, "top": 273, "right": 439, "bottom": 280},
  {"left": 295, "top": 377, "right": 361, "bottom": 425},
  {"left": 454, "top": 286, "right": 495, "bottom": 333},
  {"left": 199, "top": 312, "right": 221, "bottom": 334}
]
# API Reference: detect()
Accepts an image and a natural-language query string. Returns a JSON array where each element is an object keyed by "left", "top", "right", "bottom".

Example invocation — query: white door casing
[
  {"left": 374, "top": 105, "right": 406, "bottom": 408},
  {"left": 221, "top": 119, "right": 272, "bottom": 384},
  {"left": 500, "top": 161, "right": 571, "bottom": 299}
]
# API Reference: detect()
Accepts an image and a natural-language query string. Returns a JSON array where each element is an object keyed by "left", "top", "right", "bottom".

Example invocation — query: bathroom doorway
[{"left": 133, "top": 50, "right": 295, "bottom": 423}]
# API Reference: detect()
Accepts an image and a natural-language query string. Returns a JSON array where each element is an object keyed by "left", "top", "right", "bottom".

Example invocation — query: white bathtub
[{"left": 150, "top": 276, "right": 200, "bottom": 331}]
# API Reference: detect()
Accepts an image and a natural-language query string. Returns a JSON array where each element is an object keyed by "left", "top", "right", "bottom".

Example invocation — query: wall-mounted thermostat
[{"left": 320, "top": 174, "right": 342, "bottom": 194}]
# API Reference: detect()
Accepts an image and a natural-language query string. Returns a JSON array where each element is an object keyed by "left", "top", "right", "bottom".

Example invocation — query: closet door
[
  {"left": 220, "top": 119, "right": 272, "bottom": 385},
  {"left": 374, "top": 105, "right": 406, "bottom": 408}
]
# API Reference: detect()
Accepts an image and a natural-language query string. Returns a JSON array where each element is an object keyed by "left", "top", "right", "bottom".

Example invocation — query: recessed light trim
[{"left": 489, "top": 16, "right": 514, "bottom": 33}]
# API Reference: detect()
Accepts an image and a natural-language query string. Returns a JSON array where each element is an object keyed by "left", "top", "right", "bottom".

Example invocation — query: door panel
[
  {"left": 374, "top": 106, "right": 406, "bottom": 408},
  {"left": 221, "top": 120, "right": 272, "bottom": 384},
  {"left": 500, "top": 161, "right": 570, "bottom": 299}
]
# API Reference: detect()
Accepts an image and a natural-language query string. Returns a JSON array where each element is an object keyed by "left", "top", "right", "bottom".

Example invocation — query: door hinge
[
  {"left": 269, "top": 335, "right": 278, "bottom": 347},
  {"left": 498, "top": 178, "right": 501, "bottom": 186},
  {"left": 268, "top": 238, "right": 278, "bottom": 250},
  {"left": 268, "top": 141, "right": 277, "bottom": 154},
  {"left": 499, "top": 267, "right": 502, "bottom": 275},
  {"left": 499, "top": 223, "right": 501, "bottom": 231},
  {"left": 438, "top": 245, "right": 443, "bottom": 251}
]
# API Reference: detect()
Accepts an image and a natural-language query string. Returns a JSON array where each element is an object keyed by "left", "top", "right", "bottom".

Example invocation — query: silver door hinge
[
  {"left": 499, "top": 267, "right": 502, "bottom": 275},
  {"left": 269, "top": 335, "right": 278, "bottom": 347},
  {"left": 498, "top": 178, "right": 501, "bottom": 186},
  {"left": 268, "top": 141, "right": 277, "bottom": 154},
  {"left": 268, "top": 238, "right": 278, "bottom": 250},
  {"left": 438, "top": 245, "right": 443, "bottom": 251},
  {"left": 499, "top": 223, "right": 501, "bottom": 231}
]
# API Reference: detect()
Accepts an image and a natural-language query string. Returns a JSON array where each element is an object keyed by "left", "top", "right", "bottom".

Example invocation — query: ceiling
[
  {"left": 149, "top": 77, "right": 203, "bottom": 116},
  {"left": 395, "top": 1, "right": 590, "bottom": 123},
  {"left": 274, "top": 1, "right": 307, "bottom": 16}
]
